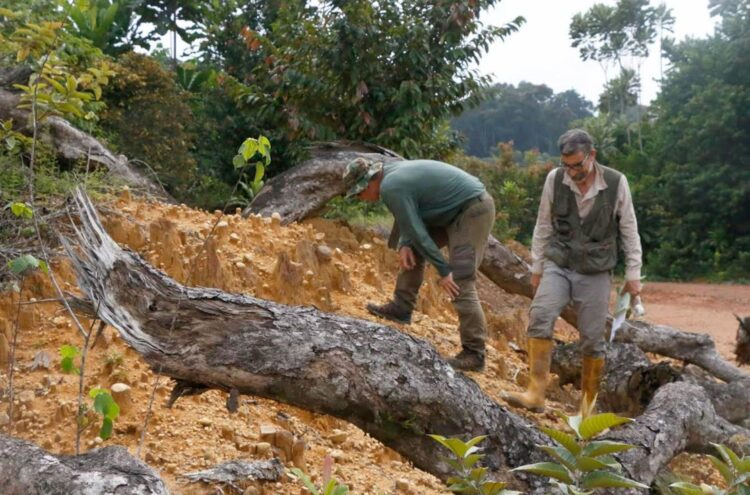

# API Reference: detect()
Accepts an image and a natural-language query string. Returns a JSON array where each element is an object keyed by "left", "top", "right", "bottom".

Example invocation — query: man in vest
[
  {"left": 343, "top": 158, "right": 495, "bottom": 372},
  {"left": 501, "top": 129, "right": 642, "bottom": 417}
]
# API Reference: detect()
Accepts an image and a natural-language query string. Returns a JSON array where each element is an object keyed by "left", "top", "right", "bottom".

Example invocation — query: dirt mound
[{"left": 0, "top": 191, "right": 730, "bottom": 493}]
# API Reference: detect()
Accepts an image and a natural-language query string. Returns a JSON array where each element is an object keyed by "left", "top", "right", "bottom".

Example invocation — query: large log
[
  {"left": 60, "top": 188, "right": 750, "bottom": 493},
  {"left": 0, "top": 433, "right": 169, "bottom": 495},
  {"left": 0, "top": 87, "right": 168, "bottom": 200},
  {"left": 552, "top": 343, "right": 750, "bottom": 425},
  {"left": 243, "top": 141, "right": 403, "bottom": 223}
]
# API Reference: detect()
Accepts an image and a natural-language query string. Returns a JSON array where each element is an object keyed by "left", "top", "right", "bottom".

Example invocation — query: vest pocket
[
  {"left": 544, "top": 239, "right": 569, "bottom": 268},
  {"left": 580, "top": 239, "right": 617, "bottom": 274}
]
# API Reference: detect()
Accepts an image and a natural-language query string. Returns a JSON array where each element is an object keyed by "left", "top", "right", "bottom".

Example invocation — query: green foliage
[
  {"left": 289, "top": 455, "right": 349, "bottom": 495},
  {"left": 451, "top": 83, "right": 594, "bottom": 157},
  {"left": 228, "top": 135, "right": 271, "bottom": 207},
  {"left": 88, "top": 387, "right": 120, "bottom": 439},
  {"left": 98, "top": 52, "right": 197, "bottom": 198},
  {"left": 199, "top": 0, "right": 524, "bottom": 158},
  {"left": 513, "top": 411, "right": 648, "bottom": 494},
  {"left": 61, "top": 0, "right": 140, "bottom": 55},
  {"left": 450, "top": 145, "right": 550, "bottom": 244},
  {"left": 59, "top": 344, "right": 81, "bottom": 374},
  {"left": 429, "top": 434, "right": 520, "bottom": 495},
  {"left": 671, "top": 443, "right": 750, "bottom": 495},
  {"left": 8, "top": 254, "right": 48, "bottom": 276},
  {"left": 10, "top": 201, "right": 33, "bottom": 219}
]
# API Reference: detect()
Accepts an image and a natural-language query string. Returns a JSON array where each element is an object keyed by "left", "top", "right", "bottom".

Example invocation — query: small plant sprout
[
  {"left": 670, "top": 443, "right": 750, "bottom": 495},
  {"left": 429, "top": 434, "right": 521, "bottom": 495},
  {"left": 513, "top": 410, "right": 648, "bottom": 494},
  {"left": 59, "top": 344, "right": 81, "bottom": 374},
  {"left": 88, "top": 388, "right": 120, "bottom": 440},
  {"left": 289, "top": 454, "right": 349, "bottom": 495}
]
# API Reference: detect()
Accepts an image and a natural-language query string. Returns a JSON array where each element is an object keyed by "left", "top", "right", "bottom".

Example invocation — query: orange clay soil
[{"left": 1, "top": 190, "right": 743, "bottom": 493}]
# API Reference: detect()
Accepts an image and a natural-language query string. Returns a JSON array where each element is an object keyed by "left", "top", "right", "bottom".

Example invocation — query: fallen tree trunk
[
  {"left": 607, "top": 382, "right": 750, "bottom": 494},
  {"left": 0, "top": 433, "right": 169, "bottom": 495},
  {"left": 552, "top": 343, "right": 750, "bottom": 425},
  {"left": 60, "top": 189, "right": 750, "bottom": 492},
  {"left": 0, "top": 87, "right": 168, "bottom": 200},
  {"left": 243, "top": 141, "right": 403, "bottom": 223}
]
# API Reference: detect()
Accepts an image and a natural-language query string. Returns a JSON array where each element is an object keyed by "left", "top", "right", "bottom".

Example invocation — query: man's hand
[
  {"left": 399, "top": 246, "right": 416, "bottom": 270},
  {"left": 623, "top": 279, "right": 641, "bottom": 296},
  {"left": 439, "top": 273, "right": 460, "bottom": 300},
  {"left": 531, "top": 273, "right": 542, "bottom": 295}
]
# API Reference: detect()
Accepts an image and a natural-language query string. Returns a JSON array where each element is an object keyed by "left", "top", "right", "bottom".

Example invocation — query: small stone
[
  {"left": 220, "top": 425, "right": 235, "bottom": 442},
  {"left": 235, "top": 261, "right": 246, "bottom": 269},
  {"left": 243, "top": 486, "right": 260, "bottom": 495},
  {"left": 330, "top": 449, "right": 344, "bottom": 462},
  {"left": 110, "top": 383, "right": 132, "bottom": 416},
  {"left": 395, "top": 478, "right": 412, "bottom": 493},
  {"left": 316, "top": 245, "right": 333, "bottom": 262},
  {"left": 198, "top": 417, "right": 213, "bottom": 427},
  {"left": 271, "top": 212, "right": 282, "bottom": 225},
  {"left": 0, "top": 413, "right": 9, "bottom": 426},
  {"left": 18, "top": 390, "right": 35, "bottom": 404},
  {"left": 361, "top": 243, "right": 372, "bottom": 250},
  {"left": 254, "top": 442, "right": 271, "bottom": 455},
  {"left": 229, "top": 233, "right": 241, "bottom": 242},
  {"left": 54, "top": 432, "right": 62, "bottom": 442},
  {"left": 94, "top": 436, "right": 103, "bottom": 444},
  {"left": 328, "top": 429, "right": 348, "bottom": 445},
  {"left": 259, "top": 424, "right": 277, "bottom": 443}
]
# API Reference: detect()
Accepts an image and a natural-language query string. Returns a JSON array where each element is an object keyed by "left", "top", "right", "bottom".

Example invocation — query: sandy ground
[{"left": 642, "top": 282, "right": 749, "bottom": 359}]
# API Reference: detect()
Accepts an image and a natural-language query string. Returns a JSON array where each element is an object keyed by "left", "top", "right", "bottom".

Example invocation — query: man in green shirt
[{"left": 344, "top": 158, "right": 496, "bottom": 371}]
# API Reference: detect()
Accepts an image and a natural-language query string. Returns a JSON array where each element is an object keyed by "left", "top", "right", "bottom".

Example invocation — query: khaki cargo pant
[
  {"left": 527, "top": 261, "right": 611, "bottom": 358},
  {"left": 391, "top": 192, "right": 495, "bottom": 355}
]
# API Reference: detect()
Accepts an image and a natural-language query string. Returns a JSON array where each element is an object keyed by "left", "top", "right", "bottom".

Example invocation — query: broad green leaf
[
  {"left": 480, "top": 482, "right": 510, "bottom": 495},
  {"left": 463, "top": 453, "right": 483, "bottom": 469},
  {"left": 99, "top": 417, "right": 113, "bottom": 439},
  {"left": 512, "top": 462, "right": 574, "bottom": 484},
  {"left": 668, "top": 482, "right": 705, "bottom": 495},
  {"left": 232, "top": 154, "right": 246, "bottom": 170},
  {"left": 8, "top": 254, "right": 42, "bottom": 275},
  {"left": 581, "top": 440, "right": 635, "bottom": 458},
  {"left": 10, "top": 202, "right": 33, "bottom": 219},
  {"left": 469, "top": 466, "right": 488, "bottom": 481},
  {"left": 540, "top": 427, "right": 581, "bottom": 455},
  {"left": 240, "top": 139, "right": 259, "bottom": 161},
  {"left": 539, "top": 445, "right": 577, "bottom": 471},
  {"left": 576, "top": 456, "right": 611, "bottom": 473},
  {"left": 579, "top": 413, "right": 633, "bottom": 440},
  {"left": 581, "top": 470, "right": 649, "bottom": 490},
  {"left": 253, "top": 163, "right": 265, "bottom": 186}
]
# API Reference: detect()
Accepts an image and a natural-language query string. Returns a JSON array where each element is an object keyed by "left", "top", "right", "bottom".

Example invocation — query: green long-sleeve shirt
[{"left": 380, "top": 160, "right": 486, "bottom": 276}]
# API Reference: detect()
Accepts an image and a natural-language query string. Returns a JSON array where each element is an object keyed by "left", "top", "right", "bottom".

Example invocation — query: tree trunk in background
[{"left": 0, "top": 87, "right": 169, "bottom": 200}]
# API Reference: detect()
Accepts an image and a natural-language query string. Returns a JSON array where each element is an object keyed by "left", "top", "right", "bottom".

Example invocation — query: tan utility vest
[{"left": 544, "top": 165, "right": 622, "bottom": 274}]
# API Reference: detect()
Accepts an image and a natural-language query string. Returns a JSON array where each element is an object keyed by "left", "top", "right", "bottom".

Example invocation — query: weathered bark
[
  {"left": 60, "top": 189, "right": 750, "bottom": 492},
  {"left": 62, "top": 188, "right": 551, "bottom": 490},
  {"left": 0, "top": 87, "right": 168, "bottom": 200},
  {"left": 244, "top": 141, "right": 403, "bottom": 223},
  {"left": 607, "top": 383, "right": 750, "bottom": 494},
  {"left": 736, "top": 315, "right": 750, "bottom": 365},
  {"left": 552, "top": 343, "right": 750, "bottom": 425},
  {"left": 0, "top": 433, "right": 169, "bottom": 495}
]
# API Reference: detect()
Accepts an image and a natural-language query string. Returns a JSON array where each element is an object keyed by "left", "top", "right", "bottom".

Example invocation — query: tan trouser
[
  {"left": 392, "top": 193, "right": 495, "bottom": 354},
  {"left": 527, "top": 261, "right": 611, "bottom": 358}
]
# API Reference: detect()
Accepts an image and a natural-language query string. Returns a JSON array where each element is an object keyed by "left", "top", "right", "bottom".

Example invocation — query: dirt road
[{"left": 641, "top": 282, "right": 750, "bottom": 359}]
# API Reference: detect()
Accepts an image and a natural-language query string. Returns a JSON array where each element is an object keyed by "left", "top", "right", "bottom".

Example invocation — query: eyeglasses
[{"left": 560, "top": 153, "right": 589, "bottom": 171}]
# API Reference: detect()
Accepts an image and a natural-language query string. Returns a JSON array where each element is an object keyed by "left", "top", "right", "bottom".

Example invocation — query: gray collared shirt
[{"left": 530, "top": 163, "right": 643, "bottom": 281}]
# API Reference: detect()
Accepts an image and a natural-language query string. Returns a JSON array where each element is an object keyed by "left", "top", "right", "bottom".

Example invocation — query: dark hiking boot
[
  {"left": 447, "top": 349, "right": 485, "bottom": 372},
  {"left": 366, "top": 301, "right": 412, "bottom": 324}
]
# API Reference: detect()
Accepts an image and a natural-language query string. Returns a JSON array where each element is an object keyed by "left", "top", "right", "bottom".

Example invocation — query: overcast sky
[{"left": 478, "top": 0, "right": 717, "bottom": 106}]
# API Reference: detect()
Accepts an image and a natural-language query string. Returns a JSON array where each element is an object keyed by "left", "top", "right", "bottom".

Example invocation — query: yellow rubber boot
[
  {"left": 580, "top": 356, "right": 605, "bottom": 418},
  {"left": 501, "top": 338, "right": 553, "bottom": 412}
]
